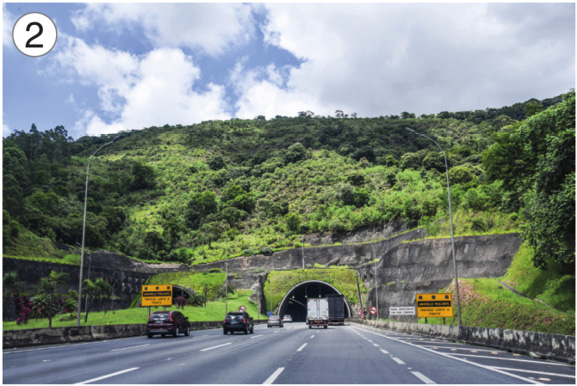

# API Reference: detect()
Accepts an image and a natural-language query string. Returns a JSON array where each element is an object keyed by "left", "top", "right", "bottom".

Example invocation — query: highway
[{"left": 3, "top": 323, "right": 575, "bottom": 384}]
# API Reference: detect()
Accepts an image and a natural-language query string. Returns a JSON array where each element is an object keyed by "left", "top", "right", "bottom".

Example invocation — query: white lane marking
[
  {"left": 351, "top": 326, "right": 542, "bottom": 385},
  {"left": 373, "top": 343, "right": 380, "bottom": 347},
  {"left": 110, "top": 344, "right": 150, "bottom": 352},
  {"left": 447, "top": 353, "right": 570, "bottom": 365},
  {"left": 392, "top": 357, "right": 406, "bottom": 365},
  {"left": 489, "top": 367, "right": 576, "bottom": 379},
  {"left": 76, "top": 367, "right": 139, "bottom": 384},
  {"left": 297, "top": 343, "right": 308, "bottom": 352},
  {"left": 412, "top": 371, "right": 436, "bottom": 384},
  {"left": 251, "top": 335, "right": 264, "bottom": 339},
  {"left": 380, "top": 349, "right": 389, "bottom": 355},
  {"left": 263, "top": 367, "right": 285, "bottom": 384},
  {"left": 310, "top": 335, "right": 315, "bottom": 339},
  {"left": 200, "top": 343, "right": 232, "bottom": 352}
]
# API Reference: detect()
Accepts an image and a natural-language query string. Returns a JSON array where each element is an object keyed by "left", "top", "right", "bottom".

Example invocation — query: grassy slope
[
  {"left": 421, "top": 242, "right": 575, "bottom": 336},
  {"left": 3, "top": 290, "right": 267, "bottom": 331}
]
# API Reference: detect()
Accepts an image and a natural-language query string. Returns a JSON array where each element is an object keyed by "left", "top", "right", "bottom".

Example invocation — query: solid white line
[
  {"left": 200, "top": 343, "right": 232, "bottom": 352},
  {"left": 76, "top": 367, "right": 139, "bottom": 384},
  {"left": 489, "top": 367, "right": 576, "bottom": 379},
  {"left": 412, "top": 371, "right": 436, "bottom": 384},
  {"left": 448, "top": 353, "right": 569, "bottom": 365},
  {"left": 263, "top": 367, "right": 285, "bottom": 384},
  {"left": 392, "top": 357, "right": 406, "bottom": 365},
  {"left": 351, "top": 326, "right": 542, "bottom": 384},
  {"left": 110, "top": 344, "right": 149, "bottom": 352},
  {"left": 297, "top": 343, "right": 308, "bottom": 352}
]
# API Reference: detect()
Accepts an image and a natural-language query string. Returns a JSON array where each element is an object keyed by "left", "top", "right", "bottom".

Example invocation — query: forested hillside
[{"left": 3, "top": 92, "right": 574, "bottom": 277}]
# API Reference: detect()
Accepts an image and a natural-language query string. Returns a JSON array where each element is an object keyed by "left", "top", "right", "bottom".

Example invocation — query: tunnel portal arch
[{"left": 277, "top": 280, "right": 352, "bottom": 322}]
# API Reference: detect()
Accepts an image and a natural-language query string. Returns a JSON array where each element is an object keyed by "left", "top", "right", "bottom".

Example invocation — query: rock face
[
  {"left": 3, "top": 230, "right": 522, "bottom": 322},
  {"left": 359, "top": 233, "right": 522, "bottom": 321}
]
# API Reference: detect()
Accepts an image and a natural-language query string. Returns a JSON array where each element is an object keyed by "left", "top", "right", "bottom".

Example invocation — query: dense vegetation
[{"left": 3, "top": 92, "right": 574, "bottom": 278}]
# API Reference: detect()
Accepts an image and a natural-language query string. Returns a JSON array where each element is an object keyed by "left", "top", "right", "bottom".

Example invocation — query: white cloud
[
  {"left": 72, "top": 3, "right": 255, "bottom": 56},
  {"left": 3, "top": 123, "right": 12, "bottom": 137},
  {"left": 3, "top": 4, "right": 15, "bottom": 48},
  {"left": 55, "top": 38, "right": 231, "bottom": 136},
  {"left": 243, "top": 3, "right": 575, "bottom": 117}
]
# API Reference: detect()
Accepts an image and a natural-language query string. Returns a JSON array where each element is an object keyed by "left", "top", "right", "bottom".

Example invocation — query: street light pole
[
  {"left": 404, "top": 127, "right": 462, "bottom": 327},
  {"left": 370, "top": 244, "right": 379, "bottom": 320},
  {"left": 76, "top": 136, "right": 120, "bottom": 327}
]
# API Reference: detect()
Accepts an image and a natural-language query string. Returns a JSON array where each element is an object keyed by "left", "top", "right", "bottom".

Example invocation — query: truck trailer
[
  {"left": 306, "top": 298, "right": 329, "bottom": 329},
  {"left": 326, "top": 294, "right": 345, "bottom": 325}
]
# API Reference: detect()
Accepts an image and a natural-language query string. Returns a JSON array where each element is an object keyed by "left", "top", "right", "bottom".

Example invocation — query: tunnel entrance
[{"left": 277, "top": 280, "right": 351, "bottom": 322}]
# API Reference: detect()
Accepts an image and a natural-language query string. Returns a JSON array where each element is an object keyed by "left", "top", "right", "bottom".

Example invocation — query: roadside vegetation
[
  {"left": 2, "top": 91, "right": 574, "bottom": 334},
  {"left": 3, "top": 289, "right": 266, "bottom": 331},
  {"left": 420, "top": 242, "right": 575, "bottom": 336}
]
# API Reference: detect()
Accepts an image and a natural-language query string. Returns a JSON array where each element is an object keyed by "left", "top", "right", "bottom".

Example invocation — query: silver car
[
  {"left": 282, "top": 315, "right": 293, "bottom": 323},
  {"left": 267, "top": 315, "right": 284, "bottom": 328}
]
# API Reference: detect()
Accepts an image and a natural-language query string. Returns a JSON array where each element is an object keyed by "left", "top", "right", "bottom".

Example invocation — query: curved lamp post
[
  {"left": 404, "top": 127, "right": 462, "bottom": 327},
  {"left": 76, "top": 136, "right": 120, "bottom": 327}
]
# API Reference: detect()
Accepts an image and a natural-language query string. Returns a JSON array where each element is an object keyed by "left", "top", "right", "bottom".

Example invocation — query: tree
[
  {"left": 38, "top": 271, "right": 69, "bottom": 328},
  {"left": 94, "top": 278, "right": 113, "bottom": 312},
  {"left": 520, "top": 92, "right": 575, "bottom": 272},
  {"left": 82, "top": 279, "right": 100, "bottom": 323},
  {"left": 131, "top": 161, "right": 155, "bottom": 190},
  {"left": 185, "top": 191, "right": 218, "bottom": 230}
]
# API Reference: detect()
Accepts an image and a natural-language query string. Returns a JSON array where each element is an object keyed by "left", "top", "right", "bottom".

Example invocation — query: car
[
  {"left": 267, "top": 315, "right": 284, "bottom": 328},
  {"left": 223, "top": 311, "right": 254, "bottom": 334},
  {"left": 282, "top": 315, "right": 293, "bottom": 323},
  {"left": 146, "top": 310, "right": 190, "bottom": 338}
]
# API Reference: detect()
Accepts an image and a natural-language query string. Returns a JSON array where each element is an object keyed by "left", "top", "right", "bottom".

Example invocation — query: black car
[
  {"left": 223, "top": 311, "right": 254, "bottom": 334},
  {"left": 146, "top": 310, "right": 190, "bottom": 338}
]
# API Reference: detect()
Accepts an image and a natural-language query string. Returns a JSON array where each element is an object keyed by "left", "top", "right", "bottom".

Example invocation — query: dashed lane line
[
  {"left": 351, "top": 326, "right": 542, "bottom": 384},
  {"left": 412, "top": 371, "right": 436, "bottom": 384},
  {"left": 297, "top": 343, "right": 308, "bottom": 352},
  {"left": 200, "top": 343, "right": 232, "bottom": 352},
  {"left": 392, "top": 357, "right": 406, "bottom": 365},
  {"left": 263, "top": 367, "right": 285, "bottom": 384},
  {"left": 110, "top": 344, "right": 150, "bottom": 352},
  {"left": 76, "top": 367, "right": 139, "bottom": 384}
]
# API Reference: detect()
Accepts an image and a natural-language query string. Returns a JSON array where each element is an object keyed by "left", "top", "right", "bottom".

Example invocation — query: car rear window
[{"left": 150, "top": 313, "right": 169, "bottom": 320}]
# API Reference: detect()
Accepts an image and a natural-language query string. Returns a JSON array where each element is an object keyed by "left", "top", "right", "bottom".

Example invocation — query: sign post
[
  {"left": 142, "top": 285, "right": 173, "bottom": 307},
  {"left": 415, "top": 293, "right": 453, "bottom": 319}
]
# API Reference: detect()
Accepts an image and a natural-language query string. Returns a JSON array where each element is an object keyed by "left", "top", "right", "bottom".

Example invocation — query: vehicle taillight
[
  {"left": 169, "top": 313, "right": 174, "bottom": 322},
  {"left": 243, "top": 318, "right": 247, "bottom": 324}
]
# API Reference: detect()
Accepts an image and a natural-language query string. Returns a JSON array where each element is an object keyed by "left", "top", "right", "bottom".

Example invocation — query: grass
[
  {"left": 3, "top": 290, "right": 267, "bottom": 331},
  {"left": 420, "top": 242, "right": 575, "bottom": 336}
]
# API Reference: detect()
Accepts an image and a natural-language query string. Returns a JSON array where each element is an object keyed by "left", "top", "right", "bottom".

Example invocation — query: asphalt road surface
[{"left": 3, "top": 323, "right": 575, "bottom": 384}]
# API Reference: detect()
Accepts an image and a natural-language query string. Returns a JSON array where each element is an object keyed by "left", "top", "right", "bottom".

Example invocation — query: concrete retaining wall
[
  {"left": 3, "top": 320, "right": 268, "bottom": 349},
  {"left": 352, "top": 320, "right": 575, "bottom": 364}
]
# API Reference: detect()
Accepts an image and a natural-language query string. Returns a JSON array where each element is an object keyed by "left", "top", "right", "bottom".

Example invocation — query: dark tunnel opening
[{"left": 277, "top": 281, "right": 351, "bottom": 322}]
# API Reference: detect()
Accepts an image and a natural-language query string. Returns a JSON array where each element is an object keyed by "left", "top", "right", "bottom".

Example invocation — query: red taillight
[{"left": 243, "top": 318, "right": 247, "bottom": 323}]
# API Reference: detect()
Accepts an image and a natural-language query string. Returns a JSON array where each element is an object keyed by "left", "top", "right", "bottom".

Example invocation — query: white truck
[{"left": 307, "top": 298, "right": 329, "bottom": 329}]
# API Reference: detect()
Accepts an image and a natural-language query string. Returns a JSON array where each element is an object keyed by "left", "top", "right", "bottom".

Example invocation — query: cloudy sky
[{"left": 3, "top": 2, "right": 575, "bottom": 140}]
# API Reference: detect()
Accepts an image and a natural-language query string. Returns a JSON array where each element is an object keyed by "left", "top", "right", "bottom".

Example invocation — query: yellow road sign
[
  {"left": 142, "top": 284, "right": 173, "bottom": 307},
  {"left": 415, "top": 293, "right": 453, "bottom": 318}
]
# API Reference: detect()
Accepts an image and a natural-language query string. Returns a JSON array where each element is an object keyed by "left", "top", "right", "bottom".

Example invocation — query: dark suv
[
  {"left": 223, "top": 311, "right": 254, "bottom": 334},
  {"left": 146, "top": 310, "right": 190, "bottom": 338}
]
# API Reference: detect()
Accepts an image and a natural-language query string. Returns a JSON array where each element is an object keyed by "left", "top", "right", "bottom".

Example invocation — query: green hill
[{"left": 3, "top": 92, "right": 574, "bottom": 300}]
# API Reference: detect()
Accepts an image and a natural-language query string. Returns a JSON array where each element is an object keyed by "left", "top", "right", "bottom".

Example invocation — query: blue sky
[{"left": 3, "top": 2, "right": 575, "bottom": 140}]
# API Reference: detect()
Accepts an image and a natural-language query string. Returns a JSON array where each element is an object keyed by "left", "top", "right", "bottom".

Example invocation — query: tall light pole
[
  {"left": 370, "top": 244, "right": 379, "bottom": 320},
  {"left": 76, "top": 136, "right": 120, "bottom": 327},
  {"left": 301, "top": 235, "right": 305, "bottom": 269},
  {"left": 404, "top": 127, "right": 462, "bottom": 327}
]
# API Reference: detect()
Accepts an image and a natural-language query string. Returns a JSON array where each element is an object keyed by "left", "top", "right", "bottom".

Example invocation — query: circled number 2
[
  {"left": 26, "top": 22, "right": 43, "bottom": 48},
  {"left": 13, "top": 12, "right": 57, "bottom": 57}
]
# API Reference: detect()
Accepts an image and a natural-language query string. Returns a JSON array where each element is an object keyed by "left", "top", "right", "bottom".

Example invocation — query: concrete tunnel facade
[{"left": 276, "top": 280, "right": 352, "bottom": 322}]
